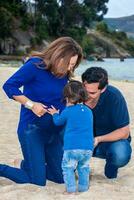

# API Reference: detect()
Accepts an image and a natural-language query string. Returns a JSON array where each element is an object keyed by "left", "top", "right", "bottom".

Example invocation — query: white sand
[{"left": 0, "top": 67, "right": 134, "bottom": 200}]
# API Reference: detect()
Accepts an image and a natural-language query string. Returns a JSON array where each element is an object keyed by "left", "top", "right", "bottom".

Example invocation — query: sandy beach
[{"left": 0, "top": 67, "right": 134, "bottom": 200}]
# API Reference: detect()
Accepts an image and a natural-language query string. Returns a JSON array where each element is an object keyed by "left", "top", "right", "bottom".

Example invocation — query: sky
[{"left": 105, "top": 0, "right": 134, "bottom": 18}]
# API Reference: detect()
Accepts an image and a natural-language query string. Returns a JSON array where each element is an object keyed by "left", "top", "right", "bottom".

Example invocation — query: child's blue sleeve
[
  {"left": 52, "top": 110, "right": 67, "bottom": 126},
  {"left": 3, "top": 59, "right": 37, "bottom": 99}
]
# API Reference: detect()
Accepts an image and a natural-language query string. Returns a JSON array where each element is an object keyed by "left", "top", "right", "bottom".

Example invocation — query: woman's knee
[
  {"left": 32, "top": 179, "right": 46, "bottom": 186},
  {"left": 30, "top": 171, "right": 46, "bottom": 186}
]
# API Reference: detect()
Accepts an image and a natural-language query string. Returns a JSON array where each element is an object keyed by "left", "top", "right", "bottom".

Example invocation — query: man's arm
[
  {"left": 94, "top": 125, "right": 130, "bottom": 147},
  {"left": 94, "top": 87, "right": 130, "bottom": 147}
]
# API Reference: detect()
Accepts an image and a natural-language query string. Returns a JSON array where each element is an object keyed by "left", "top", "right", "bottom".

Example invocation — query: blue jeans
[
  {"left": 62, "top": 150, "right": 92, "bottom": 193},
  {"left": 93, "top": 139, "right": 132, "bottom": 179},
  {"left": 0, "top": 114, "right": 64, "bottom": 186}
]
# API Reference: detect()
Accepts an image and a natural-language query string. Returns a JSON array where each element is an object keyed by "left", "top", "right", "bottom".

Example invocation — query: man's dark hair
[
  {"left": 81, "top": 67, "right": 108, "bottom": 89},
  {"left": 63, "top": 80, "right": 88, "bottom": 104}
]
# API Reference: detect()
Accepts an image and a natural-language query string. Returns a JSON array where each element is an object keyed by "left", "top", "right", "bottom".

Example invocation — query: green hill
[{"left": 104, "top": 15, "right": 134, "bottom": 37}]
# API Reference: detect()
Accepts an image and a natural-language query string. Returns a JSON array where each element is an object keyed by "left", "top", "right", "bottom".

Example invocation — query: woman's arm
[
  {"left": 3, "top": 58, "right": 47, "bottom": 117},
  {"left": 3, "top": 59, "right": 36, "bottom": 99},
  {"left": 13, "top": 95, "right": 47, "bottom": 117}
]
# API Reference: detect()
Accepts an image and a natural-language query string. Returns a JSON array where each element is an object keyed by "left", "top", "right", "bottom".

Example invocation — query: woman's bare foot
[{"left": 13, "top": 159, "right": 21, "bottom": 168}]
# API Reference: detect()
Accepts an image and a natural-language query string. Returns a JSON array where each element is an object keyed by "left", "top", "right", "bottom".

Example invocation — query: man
[{"left": 82, "top": 67, "right": 132, "bottom": 179}]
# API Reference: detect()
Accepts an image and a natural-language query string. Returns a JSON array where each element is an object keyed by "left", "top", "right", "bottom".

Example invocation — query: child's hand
[{"left": 47, "top": 105, "right": 59, "bottom": 115}]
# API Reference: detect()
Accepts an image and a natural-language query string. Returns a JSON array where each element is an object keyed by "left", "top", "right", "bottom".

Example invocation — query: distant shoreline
[
  {"left": 0, "top": 55, "right": 23, "bottom": 61},
  {"left": 0, "top": 55, "right": 134, "bottom": 62},
  {"left": 0, "top": 66, "right": 134, "bottom": 83}
]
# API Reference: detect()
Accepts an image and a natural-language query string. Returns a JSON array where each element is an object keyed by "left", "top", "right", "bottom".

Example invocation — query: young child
[{"left": 48, "top": 80, "right": 94, "bottom": 194}]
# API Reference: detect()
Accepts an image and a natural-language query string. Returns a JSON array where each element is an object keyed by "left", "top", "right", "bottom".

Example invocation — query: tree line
[
  {"left": 1, "top": 1, "right": 134, "bottom": 57},
  {"left": 0, "top": 0, "right": 109, "bottom": 55}
]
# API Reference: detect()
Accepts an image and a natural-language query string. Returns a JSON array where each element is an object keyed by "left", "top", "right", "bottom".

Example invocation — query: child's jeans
[{"left": 62, "top": 149, "right": 92, "bottom": 193}]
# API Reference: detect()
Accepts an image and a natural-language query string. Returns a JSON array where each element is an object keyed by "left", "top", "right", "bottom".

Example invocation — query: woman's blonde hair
[{"left": 31, "top": 37, "right": 83, "bottom": 78}]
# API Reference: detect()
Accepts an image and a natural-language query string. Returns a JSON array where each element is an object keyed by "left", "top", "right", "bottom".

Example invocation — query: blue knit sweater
[
  {"left": 3, "top": 57, "right": 68, "bottom": 132},
  {"left": 53, "top": 104, "right": 94, "bottom": 151}
]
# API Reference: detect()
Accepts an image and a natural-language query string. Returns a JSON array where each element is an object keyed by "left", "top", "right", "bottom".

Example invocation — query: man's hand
[
  {"left": 47, "top": 105, "right": 59, "bottom": 115},
  {"left": 94, "top": 125, "right": 130, "bottom": 146},
  {"left": 94, "top": 136, "right": 102, "bottom": 147}
]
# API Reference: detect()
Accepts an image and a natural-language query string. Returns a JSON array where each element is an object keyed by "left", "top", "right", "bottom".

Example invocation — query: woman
[{"left": 1, "top": 37, "right": 83, "bottom": 186}]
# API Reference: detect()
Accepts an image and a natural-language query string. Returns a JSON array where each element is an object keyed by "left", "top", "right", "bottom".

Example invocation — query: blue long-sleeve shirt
[
  {"left": 3, "top": 57, "right": 68, "bottom": 133},
  {"left": 53, "top": 104, "right": 94, "bottom": 151}
]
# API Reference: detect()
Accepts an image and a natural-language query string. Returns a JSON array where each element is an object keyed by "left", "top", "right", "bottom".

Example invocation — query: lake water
[
  {"left": 75, "top": 58, "right": 134, "bottom": 81},
  {"left": 0, "top": 58, "right": 134, "bottom": 81}
]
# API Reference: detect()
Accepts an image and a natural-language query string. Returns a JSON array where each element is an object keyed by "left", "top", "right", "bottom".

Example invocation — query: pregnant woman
[{"left": 0, "top": 37, "right": 83, "bottom": 186}]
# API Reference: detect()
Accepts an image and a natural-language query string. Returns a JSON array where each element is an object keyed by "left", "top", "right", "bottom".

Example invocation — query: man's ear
[{"left": 100, "top": 86, "right": 107, "bottom": 94}]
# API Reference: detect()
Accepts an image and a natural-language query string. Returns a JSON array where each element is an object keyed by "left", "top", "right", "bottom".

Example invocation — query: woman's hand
[
  {"left": 32, "top": 102, "right": 48, "bottom": 117},
  {"left": 47, "top": 105, "right": 59, "bottom": 115}
]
